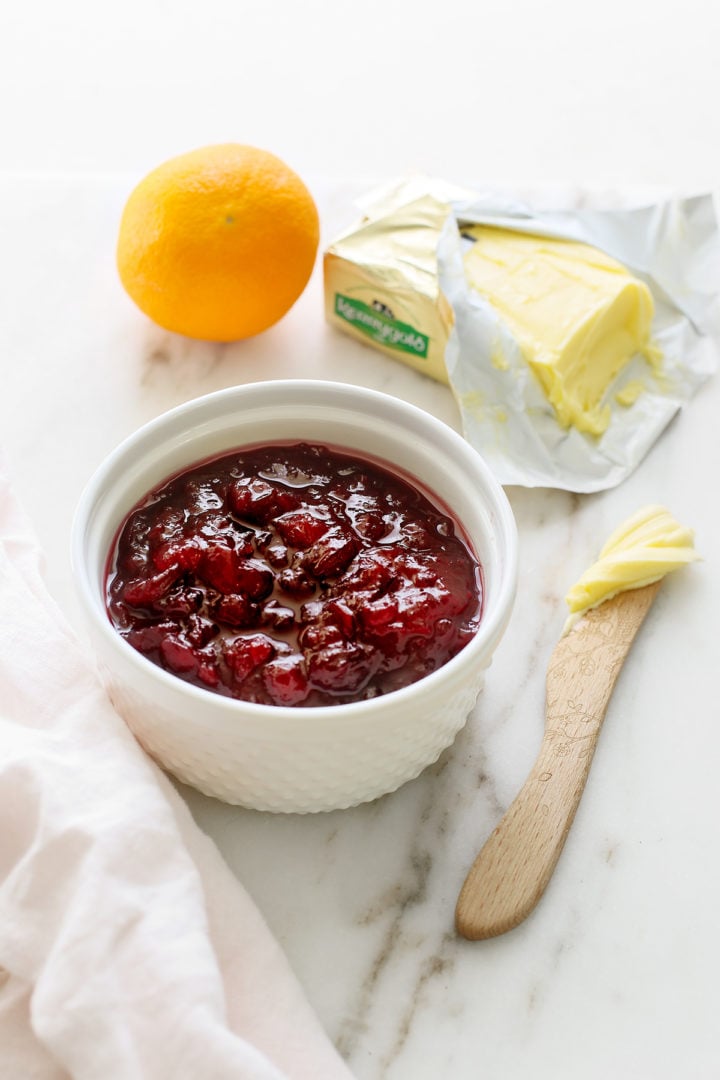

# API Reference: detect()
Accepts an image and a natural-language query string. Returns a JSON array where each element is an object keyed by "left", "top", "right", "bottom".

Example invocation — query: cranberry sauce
[{"left": 105, "top": 442, "right": 483, "bottom": 707}]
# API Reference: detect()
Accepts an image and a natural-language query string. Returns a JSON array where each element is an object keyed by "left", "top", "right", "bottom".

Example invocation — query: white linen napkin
[{"left": 0, "top": 463, "right": 354, "bottom": 1080}]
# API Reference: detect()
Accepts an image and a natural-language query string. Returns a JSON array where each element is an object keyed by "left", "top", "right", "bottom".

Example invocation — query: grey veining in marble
[{"left": 1, "top": 175, "right": 718, "bottom": 1079}]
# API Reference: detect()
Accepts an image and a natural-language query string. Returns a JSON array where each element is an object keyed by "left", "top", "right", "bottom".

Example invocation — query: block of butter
[
  {"left": 324, "top": 194, "right": 455, "bottom": 384},
  {"left": 461, "top": 225, "right": 659, "bottom": 436},
  {"left": 323, "top": 178, "right": 718, "bottom": 492}
]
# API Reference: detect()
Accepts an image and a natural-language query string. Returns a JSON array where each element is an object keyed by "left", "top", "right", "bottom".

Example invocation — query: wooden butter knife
[{"left": 455, "top": 580, "right": 661, "bottom": 940}]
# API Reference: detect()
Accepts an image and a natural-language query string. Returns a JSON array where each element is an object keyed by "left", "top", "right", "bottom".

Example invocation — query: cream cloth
[{"left": 0, "top": 465, "right": 353, "bottom": 1080}]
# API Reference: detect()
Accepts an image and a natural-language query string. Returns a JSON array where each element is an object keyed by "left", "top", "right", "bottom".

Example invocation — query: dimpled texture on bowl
[
  {"left": 72, "top": 382, "right": 517, "bottom": 813},
  {"left": 107, "top": 665, "right": 486, "bottom": 812}
]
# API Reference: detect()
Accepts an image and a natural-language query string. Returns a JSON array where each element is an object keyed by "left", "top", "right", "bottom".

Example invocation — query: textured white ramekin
[{"left": 72, "top": 381, "right": 517, "bottom": 812}]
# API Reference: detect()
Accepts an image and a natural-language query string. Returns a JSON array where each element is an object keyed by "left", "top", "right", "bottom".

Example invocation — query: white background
[
  {"left": 3, "top": 3, "right": 720, "bottom": 1078},
  {"left": 2, "top": 0, "right": 720, "bottom": 187}
]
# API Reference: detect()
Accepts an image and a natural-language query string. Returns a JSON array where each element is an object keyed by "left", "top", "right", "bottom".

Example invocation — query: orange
[{"left": 116, "top": 144, "right": 320, "bottom": 342}]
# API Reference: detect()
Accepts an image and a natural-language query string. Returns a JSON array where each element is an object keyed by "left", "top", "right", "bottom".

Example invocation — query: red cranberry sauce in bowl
[{"left": 105, "top": 442, "right": 483, "bottom": 708}]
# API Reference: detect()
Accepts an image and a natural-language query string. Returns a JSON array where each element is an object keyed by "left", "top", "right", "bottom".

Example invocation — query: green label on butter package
[{"left": 334, "top": 294, "right": 429, "bottom": 358}]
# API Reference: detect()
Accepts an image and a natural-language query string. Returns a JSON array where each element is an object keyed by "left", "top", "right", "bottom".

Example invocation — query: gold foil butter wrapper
[
  {"left": 323, "top": 177, "right": 720, "bottom": 493},
  {"left": 323, "top": 191, "right": 457, "bottom": 385}
]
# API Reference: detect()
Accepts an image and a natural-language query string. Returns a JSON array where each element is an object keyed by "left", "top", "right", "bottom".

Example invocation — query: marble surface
[{"left": 1, "top": 175, "right": 719, "bottom": 1079}]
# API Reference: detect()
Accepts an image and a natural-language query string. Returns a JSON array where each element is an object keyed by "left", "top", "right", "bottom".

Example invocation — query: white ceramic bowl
[{"left": 72, "top": 380, "right": 517, "bottom": 812}]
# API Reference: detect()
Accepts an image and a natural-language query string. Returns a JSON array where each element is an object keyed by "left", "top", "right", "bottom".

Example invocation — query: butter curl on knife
[{"left": 563, "top": 505, "right": 699, "bottom": 635}]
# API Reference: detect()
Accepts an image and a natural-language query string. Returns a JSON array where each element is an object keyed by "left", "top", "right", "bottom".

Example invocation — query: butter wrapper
[
  {"left": 324, "top": 177, "right": 720, "bottom": 493},
  {"left": 323, "top": 192, "right": 458, "bottom": 385}
]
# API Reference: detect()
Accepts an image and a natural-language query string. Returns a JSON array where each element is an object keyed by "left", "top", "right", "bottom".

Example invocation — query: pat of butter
[
  {"left": 563, "top": 505, "right": 698, "bottom": 633},
  {"left": 462, "top": 226, "right": 657, "bottom": 436},
  {"left": 615, "top": 379, "right": 646, "bottom": 407}
]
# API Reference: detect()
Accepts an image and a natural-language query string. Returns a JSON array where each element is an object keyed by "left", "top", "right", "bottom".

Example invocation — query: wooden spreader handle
[{"left": 456, "top": 582, "right": 661, "bottom": 941}]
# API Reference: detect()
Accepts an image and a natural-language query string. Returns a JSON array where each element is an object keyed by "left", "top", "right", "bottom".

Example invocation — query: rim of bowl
[{"left": 71, "top": 380, "right": 518, "bottom": 726}]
